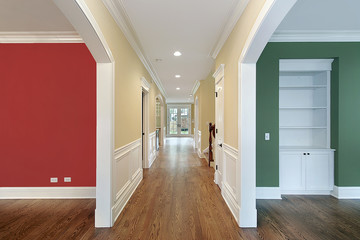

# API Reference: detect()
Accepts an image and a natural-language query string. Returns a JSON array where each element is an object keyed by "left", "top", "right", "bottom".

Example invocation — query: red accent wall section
[{"left": 0, "top": 44, "right": 96, "bottom": 187}]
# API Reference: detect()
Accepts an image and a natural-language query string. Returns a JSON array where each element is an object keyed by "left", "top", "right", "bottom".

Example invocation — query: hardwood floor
[{"left": 1, "top": 137, "right": 360, "bottom": 239}]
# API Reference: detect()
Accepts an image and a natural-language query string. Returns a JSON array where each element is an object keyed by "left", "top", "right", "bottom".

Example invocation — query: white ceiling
[
  {"left": 0, "top": 0, "right": 74, "bottom": 31},
  {"left": 277, "top": 0, "right": 360, "bottom": 31},
  {"left": 121, "top": 0, "right": 240, "bottom": 102}
]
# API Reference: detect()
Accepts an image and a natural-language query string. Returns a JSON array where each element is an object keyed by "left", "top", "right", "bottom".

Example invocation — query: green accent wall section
[{"left": 256, "top": 42, "right": 360, "bottom": 187}]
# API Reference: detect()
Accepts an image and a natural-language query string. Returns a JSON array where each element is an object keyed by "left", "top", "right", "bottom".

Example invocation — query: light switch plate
[
  {"left": 64, "top": 177, "right": 71, "bottom": 183},
  {"left": 50, "top": 177, "right": 58, "bottom": 183},
  {"left": 265, "top": 133, "right": 270, "bottom": 141}
]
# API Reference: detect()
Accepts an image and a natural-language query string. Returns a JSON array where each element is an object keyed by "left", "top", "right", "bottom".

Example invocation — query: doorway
[
  {"left": 167, "top": 104, "right": 191, "bottom": 137},
  {"left": 214, "top": 66, "right": 225, "bottom": 189}
]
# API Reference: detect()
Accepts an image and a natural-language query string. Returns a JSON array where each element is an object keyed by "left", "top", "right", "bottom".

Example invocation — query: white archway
[
  {"left": 237, "top": 0, "right": 297, "bottom": 227},
  {"left": 194, "top": 97, "right": 199, "bottom": 149},
  {"left": 53, "top": 0, "right": 115, "bottom": 227},
  {"left": 155, "top": 94, "right": 165, "bottom": 146}
]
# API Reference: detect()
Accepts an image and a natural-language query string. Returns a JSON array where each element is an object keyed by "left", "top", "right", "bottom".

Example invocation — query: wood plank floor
[{"left": 1, "top": 137, "right": 360, "bottom": 239}]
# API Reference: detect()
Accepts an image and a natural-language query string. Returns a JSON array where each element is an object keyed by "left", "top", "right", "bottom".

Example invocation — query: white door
[{"left": 215, "top": 77, "right": 224, "bottom": 188}]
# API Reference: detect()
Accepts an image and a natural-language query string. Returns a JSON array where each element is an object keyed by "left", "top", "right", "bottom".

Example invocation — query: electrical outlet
[
  {"left": 50, "top": 177, "right": 58, "bottom": 183},
  {"left": 64, "top": 177, "right": 71, "bottom": 183},
  {"left": 265, "top": 133, "right": 270, "bottom": 141}
]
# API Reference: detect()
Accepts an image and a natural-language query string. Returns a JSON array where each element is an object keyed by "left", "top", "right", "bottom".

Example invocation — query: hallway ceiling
[
  {"left": 0, "top": 0, "right": 75, "bottom": 31},
  {"left": 111, "top": 0, "right": 244, "bottom": 103},
  {"left": 275, "top": 0, "right": 360, "bottom": 32}
]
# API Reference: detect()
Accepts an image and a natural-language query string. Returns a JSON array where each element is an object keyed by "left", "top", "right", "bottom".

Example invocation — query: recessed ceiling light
[
  {"left": 174, "top": 51, "right": 182, "bottom": 56},
  {"left": 176, "top": 87, "right": 180, "bottom": 90},
  {"left": 175, "top": 75, "right": 181, "bottom": 78}
]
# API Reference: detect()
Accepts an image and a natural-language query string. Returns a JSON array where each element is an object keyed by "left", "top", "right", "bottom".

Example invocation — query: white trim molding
[
  {"left": 270, "top": 30, "right": 360, "bottom": 42},
  {"left": 0, "top": 187, "right": 95, "bottom": 199},
  {"left": 141, "top": 77, "right": 151, "bottom": 92},
  {"left": 112, "top": 138, "right": 143, "bottom": 224},
  {"left": 237, "top": 0, "right": 297, "bottom": 228},
  {"left": 101, "top": 0, "right": 167, "bottom": 98},
  {"left": 213, "top": 64, "right": 225, "bottom": 82},
  {"left": 191, "top": 80, "right": 201, "bottom": 96},
  {"left": 256, "top": 187, "right": 282, "bottom": 199},
  {"left": 222, "top": 144, "right": 240, "bottom": 223},
  {"left": 0, "top": 31, "right": 83, "bottom": 43},
  {"left": 331, "top": 186, "right": 360, "bottom": 199},
  {"left": 209, "top": 0, "right": 250, "bottom": 59},
  {"left": 54, "top": 0, "right": 116, "bottom": 228},
  {"left": 148, "top": 131, "right": 157, "bottom": 168}
]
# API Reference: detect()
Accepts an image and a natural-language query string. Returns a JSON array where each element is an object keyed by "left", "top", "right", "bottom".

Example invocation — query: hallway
[{"left": 1, "top": 138, "right": 360, "bottom": 239}]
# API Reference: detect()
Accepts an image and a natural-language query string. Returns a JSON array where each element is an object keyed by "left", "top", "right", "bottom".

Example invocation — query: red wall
[{"left": 0, "top": 44, "right": 96, "bottom": 187}]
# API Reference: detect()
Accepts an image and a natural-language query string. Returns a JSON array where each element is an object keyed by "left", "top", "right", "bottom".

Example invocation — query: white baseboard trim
[
  {"left": 0, "top": 187, "right": 96, "bottom": 199},
  {"left": 256, "top": 187, "right": 282, "bottom": 199},
  {"left": 281, "top": 190, "right": 331, "bottom": 195},
  {"left": 197, "top": 148, "right": 204, "bottom": 158},
  {"left": 222, "top": 182, "right": 240, "bottom": 224},
  {"left": 112, "top": 168, "right": 143, "bottom": 224},
  {"left": 148, "top": 131, "right": 157, "bottom": 168},
  {"left": 331, "top": 186, "right": 360, "bottom": 199}
]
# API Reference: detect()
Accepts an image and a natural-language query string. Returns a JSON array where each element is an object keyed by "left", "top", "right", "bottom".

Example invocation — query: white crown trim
[
  {"left": 191, "top": 80, "right": 201, "bottom": 95},
  {"left": 209, "top": 0, "right": 250, "bottom": 59},
  {"left": 270, "top": 30, "right": 360, "bottom": 42},
  {"left": 102, "top": 0, "right": 167, "bottom": 99},
  {"left": 0, "top": 31, "right": 83, "bottom": 43}
]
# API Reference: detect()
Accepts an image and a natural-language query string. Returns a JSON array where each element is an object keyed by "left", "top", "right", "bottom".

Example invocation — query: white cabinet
[
  {"left": 279, "top": 59, "right": 335, "bottom": 194},
  {"left": 280, "top": 150, "right": 334, "bottom": 194}
]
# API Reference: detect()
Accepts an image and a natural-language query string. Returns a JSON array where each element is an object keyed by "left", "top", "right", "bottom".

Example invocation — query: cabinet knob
[
  {"left": 307, "top": 153, "right": 310, "bottom": 155},
  {"left": 303, "top": 153, "right": 306, "bottom": 155}
]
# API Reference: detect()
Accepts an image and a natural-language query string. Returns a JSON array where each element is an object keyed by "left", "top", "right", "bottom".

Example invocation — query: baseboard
[
  {"left": 281, "top": 190, "right": 331, "bottom": 195},
  {"left": 331, "top": 186, "right": 360, "bottom": 199},
  {"left": 256, "top": 187, "right": 282, "bottom": 199},
  {"left": 222, "top": 182, "right": 240, "bottom": 224},
  {"left": 112, "top": 168, "right": 143, "bottom": 224},
  {"left": 0, "top": 187, "right": 96, "bottom": 199},
  {"left": 197, "top": 148, "right": 204, "bottom": 158}
]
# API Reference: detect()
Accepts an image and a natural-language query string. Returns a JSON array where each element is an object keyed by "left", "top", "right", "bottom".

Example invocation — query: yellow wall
[
  {"left": 215, "top": 0, "right": 266, "bottom": 149},
  {"left": 84, "top": 0, "right": 164, "bottom": 149},
  {"left": 194, "top": 73, "right": 215, "bottom": 152}
]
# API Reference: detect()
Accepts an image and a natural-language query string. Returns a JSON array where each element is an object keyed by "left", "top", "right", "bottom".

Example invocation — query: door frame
[
  {"left": 155, "top": 94, "right": 165, "bottom": 146},
  {"left": 236, "top": 0, "right": 297, "bottom": 227},
  {"left": 141, "top": 77, "right": 150, "bottom": 168},
  {"left": 194, "top": 97, "right": 199, "bottom": 148},
  {"left": 53, "top": 0, "right": 117, "bottom": 227},
  {"left": 166, "top": 104, "right": 192, "bottom": 137},
  {"left": 214, "top": 64, "right": 225, "bottom": 187}
]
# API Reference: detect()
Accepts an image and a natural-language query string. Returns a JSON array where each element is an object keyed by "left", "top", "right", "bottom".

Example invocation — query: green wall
[{"left": 256, "top": 42, "right": 360, "bottom": 187}]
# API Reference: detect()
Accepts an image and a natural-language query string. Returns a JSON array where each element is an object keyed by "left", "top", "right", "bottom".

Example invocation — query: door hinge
[
  {"left": 216, "top": 129, "right": 218, "bottom": 134},
  {"left": 216, "top": 165, "right": 218, "bottom": 170},
  {"left": 215, "top": 92, "right": 218, "bottom": 97}
]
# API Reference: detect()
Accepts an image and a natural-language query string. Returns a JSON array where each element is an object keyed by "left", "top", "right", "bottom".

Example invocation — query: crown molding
[
  {"left": 209, "top": 0, "right": 250, "bottom": 59},
  {"left": 102, "top": 0, "right": 167, "bottom": 99},
  {"left": 191, "top": 80, "right": 201, "bottom": 96},
  {"left": 270, "top": 30, "right": 360, "bottom": 42},
  {"left": 0, "top": 31, "right": 83, "bottom": 43}
]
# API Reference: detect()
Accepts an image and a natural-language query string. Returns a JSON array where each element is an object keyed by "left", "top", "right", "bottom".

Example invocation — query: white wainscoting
[
  {"left": 256, "top": 187, "right": 282, "bottom": 199},
  {"left": 222, "top": 143, "right": 240, "bottom": 223},
  {"left": 0, "top": 187, "right": 96, "bottom": 199},
  {"left": 331, "top": 186, "right": 360, "bottom": 199},
  {"left": 148, "top": 131, "right": 157, "bottom": 168},
  {"left": 197, "top": 130, "right": 203, "bottom": 158},
  {"left": 112, "top": 138, "right": 143, "bottom": 224}
]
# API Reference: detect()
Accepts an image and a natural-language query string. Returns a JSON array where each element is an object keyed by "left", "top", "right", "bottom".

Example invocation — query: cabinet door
[
  {"left": 306, "top": 152, "right": 333, "bottom": 190},
  {"left": 280, "top": 152, "right": 305, "bottom": 191}
]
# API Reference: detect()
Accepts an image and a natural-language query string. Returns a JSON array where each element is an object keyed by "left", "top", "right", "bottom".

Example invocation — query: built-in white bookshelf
[
  {"left": 279, "top": 59, "right": 335, "bottom": 194},
  {"left": 279, "top": 60, "right": 333, "bottom": 149}
]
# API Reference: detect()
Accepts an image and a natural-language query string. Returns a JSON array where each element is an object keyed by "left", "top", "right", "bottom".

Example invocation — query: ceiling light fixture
[
  {"left": 189, "top": 94, "right": 193, "bottom": 97},
  {"left": 175, "top": 75, "right": 181, "bottom": 78},
  {"left": 174, "top": 51, "right": 182, "bottom": 56},
  {"left": 176, "top": 87, "right": 180, "bottom": 90}
]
